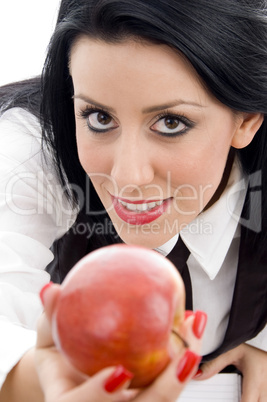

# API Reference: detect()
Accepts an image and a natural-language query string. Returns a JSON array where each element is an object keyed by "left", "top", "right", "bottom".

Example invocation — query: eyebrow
[
  {"left": 142, "top": 100, "right": 205, "bottom": 113},
  {"left": 73, "top": 95, "right": 117, "bottom": 114},
  {"left": 73, "top": 95, "right": 205, "bottom": 114}
]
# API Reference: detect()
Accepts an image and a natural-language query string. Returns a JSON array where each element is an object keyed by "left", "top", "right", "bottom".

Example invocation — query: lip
[
  {"left": 111, "top": 195, "right": 172, "bottom": 225},
  {"left": 115, "top": 197, "right": 163, "bottom": 204}
]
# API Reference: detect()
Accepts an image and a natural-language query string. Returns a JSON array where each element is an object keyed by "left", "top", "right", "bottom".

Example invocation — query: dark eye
[
  {"left": 87, "top": 111, "right": 118, "bottom": 132},
  {"left": 151, "top": 115, "right": 191, "bottom": 136}
]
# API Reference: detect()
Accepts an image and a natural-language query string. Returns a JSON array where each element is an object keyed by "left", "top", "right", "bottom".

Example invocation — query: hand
[
  {"left": 35, "top": 283, "right": 206, "bottom": 402},
  {"left": 196, "top": 343, "right": 267, "bottom": 402}
]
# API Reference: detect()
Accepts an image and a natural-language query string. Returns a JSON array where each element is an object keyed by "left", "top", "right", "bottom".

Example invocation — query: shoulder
[
  {"left": 0, "top": 106, "right": 41, "bottom": 135},
  {"left": 0, "top": 107, "right": 60, "bottom": 181},
  {"left": 0, "top": 107, "right": 78, "bottom": 234},
  {"left": 0, "top": 107, "right": 56, "bottom": 198},
  {"left": 0, "top": 107, "right": 43, "bottom": 162}
]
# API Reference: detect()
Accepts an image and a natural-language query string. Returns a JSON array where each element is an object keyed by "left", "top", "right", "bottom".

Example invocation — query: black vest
[{"left": 46, "top": 189, "right": 267, "bottom": 361}]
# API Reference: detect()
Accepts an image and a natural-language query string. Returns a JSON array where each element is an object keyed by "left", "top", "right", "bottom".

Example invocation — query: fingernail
[
  {"left": 193, "top": 311, "right": 207, "bottom": 339},
  {"left": 184, "top": 310, "right": 194, "bottom": 320},
  {"left": 193, "top": 368, "right": 203, "bottom": 379},
  {"left": 39, "top": 282, "right": 53, "bottom": 305},
  {"left": 176, "top": 350, "right": 201, "bottom": 383},
  {"left": 104, "top": 365, "right": 134, "bottom": 393}
]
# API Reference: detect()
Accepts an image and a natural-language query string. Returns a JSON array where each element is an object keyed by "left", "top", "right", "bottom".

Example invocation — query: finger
[
  {"left": 39, "top": 282, "right": 61, "bottom": 321},
  {"left": 240, "top": 374, "right": 259, "bottom": 402},
  {"left": 195, "top": 357, "right": 228, "bottom": 380},
  {"left": 135, "top": 314, "right": 205, "bottom": 401},
  {"left": 238, "top": 346, "right": 267, "bottom": 402},
  {"left": 179, "top": 311, "right": 207, "bottom": 354},
  {"left": 195, "top": 347, "right": 241, "bottom": 381},
  {"left": 36, "top": 283, "right": 61, "bottom": 348},
  {"left": 137, "top": 349, "right": 200, "bottom": 401},
  {"left": 184, "top": 310, "right": 194, "bottom": 320},
  {"left": 44, "top": 366, "right": 138, "bottom": 402}
]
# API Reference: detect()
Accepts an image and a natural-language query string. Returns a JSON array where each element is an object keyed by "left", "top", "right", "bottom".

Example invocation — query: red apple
[{"left": 51, "top": 244, "right": 185, "bottom": 388}]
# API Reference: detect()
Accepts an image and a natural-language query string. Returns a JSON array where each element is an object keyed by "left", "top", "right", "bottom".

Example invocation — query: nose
[{"left": 110, "top": 134, "right": 154, "bottom": 190}]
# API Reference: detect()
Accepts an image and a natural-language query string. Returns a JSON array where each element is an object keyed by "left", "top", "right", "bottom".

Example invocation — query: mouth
[{"left": 111, "top": 195, "right": 172, "bottom": 225}]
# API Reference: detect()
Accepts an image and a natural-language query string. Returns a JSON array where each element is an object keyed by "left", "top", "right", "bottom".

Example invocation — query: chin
[
  {"left": 108, "top": 212, "right": 181, "bottom": 248},
  {"left": 115, "top": 226, "right": 173, "bottom": 249}
]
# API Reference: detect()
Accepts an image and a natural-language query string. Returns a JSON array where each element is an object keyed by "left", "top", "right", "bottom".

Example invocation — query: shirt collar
[
  {"left": 156, "top": 158, "right": 248, "bottom": 280},
  {"left": 154, "top": 233, "right": 179, "bottom": 257}
]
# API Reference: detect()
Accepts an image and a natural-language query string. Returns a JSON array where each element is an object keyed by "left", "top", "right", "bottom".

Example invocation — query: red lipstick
[{"left": 111, "top": 196, "right": 171, "bottom": 225}]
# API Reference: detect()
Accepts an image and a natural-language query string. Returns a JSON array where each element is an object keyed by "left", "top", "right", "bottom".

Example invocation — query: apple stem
[{"left": 171, "top": 329, "right": 189, "bottom": 348}]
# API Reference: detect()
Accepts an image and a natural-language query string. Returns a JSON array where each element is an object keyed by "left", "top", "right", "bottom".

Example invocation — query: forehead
[
  {"left": 69, "top": 36, "right": 213, "bottom": 108},
  {"left": 70, "top": 36, "right": 197, "bottom": 79}
]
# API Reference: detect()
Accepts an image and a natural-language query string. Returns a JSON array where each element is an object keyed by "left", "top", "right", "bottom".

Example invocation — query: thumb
[
  {"left": 36, "top": 283, "right": 61, "bottom": 348},
  {"left": 40, "top": 282, "right": 61, "bottom": 322}
]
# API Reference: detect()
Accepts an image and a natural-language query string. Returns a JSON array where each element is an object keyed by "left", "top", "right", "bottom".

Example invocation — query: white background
[{"left": 0, "top": 1, "right": 61, "bottom": 86}]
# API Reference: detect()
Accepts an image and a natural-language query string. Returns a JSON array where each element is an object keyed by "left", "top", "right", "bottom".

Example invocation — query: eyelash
[
  {"left": 152, "top": 110, "right": 195, "bottom": 137},
  {"left": 77, "top": 106, "right": 195, "bottom": 137},
  {"left": 78, "top": 106, "right": 114, "bottom": 133}
]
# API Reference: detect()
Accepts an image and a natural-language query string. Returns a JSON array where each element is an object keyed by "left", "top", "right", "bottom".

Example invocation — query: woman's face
[{"left": 70, "top": 37, "right": 246, "bottom": 248}]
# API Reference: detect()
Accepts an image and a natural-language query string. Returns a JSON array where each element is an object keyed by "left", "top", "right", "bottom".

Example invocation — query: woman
[{"left": 0, "top": 0, "right": 267, "bottom": 400}]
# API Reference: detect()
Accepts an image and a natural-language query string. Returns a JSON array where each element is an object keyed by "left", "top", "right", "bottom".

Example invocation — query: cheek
[
  {"left": 76, "top": 131, "right": 109, "bottom": 175},
  {"left": 76, "top": 132, "right": 116, "bottom": 199},
  {"left": 166, "top": 137, "right": 231, "bottom": 211}
]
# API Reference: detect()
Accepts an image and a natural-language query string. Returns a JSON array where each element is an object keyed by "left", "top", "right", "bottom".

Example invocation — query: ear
[{"left": 231, "top": 113, "right": 264, "bottom": 149}]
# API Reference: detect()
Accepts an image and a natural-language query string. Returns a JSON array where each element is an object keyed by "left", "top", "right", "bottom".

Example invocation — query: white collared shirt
[
  {"left": 0, "top": 108, "right": 77, "bottom": 388},
  {"left": 0, "top": 108, "right": 266, "bottom": 388},
  {"left": 155, "top": 159, "right": 267, "bottom": 355}
]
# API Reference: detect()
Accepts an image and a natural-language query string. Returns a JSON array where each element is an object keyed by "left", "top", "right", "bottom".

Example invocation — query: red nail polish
[
  {"left": 193, "top": 368, "right": 203, "bottom": 378},
  {"left": 39, "top": 282, "right": 53, "bottom": 305},
  {"left": 176, "top": 350, "right": 201, "bottom": 383},
  {"left": 184, "top": 310, "right": 194, "bottom": 320},
  {"left": 104, "top": 365, "right": 134, "bottom": 393},
  {"left": 193, "top": 311, "right": 207, "bottom": 339}
]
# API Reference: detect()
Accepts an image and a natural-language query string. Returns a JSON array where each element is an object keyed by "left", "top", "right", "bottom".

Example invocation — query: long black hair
[{"left": 1, "top": 0, "right": 267, "bottom": 248}]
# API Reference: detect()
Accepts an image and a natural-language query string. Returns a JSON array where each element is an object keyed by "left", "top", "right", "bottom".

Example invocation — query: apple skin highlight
[{"left": 52, "top": 244, "right": 185, "bottom": 388}]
